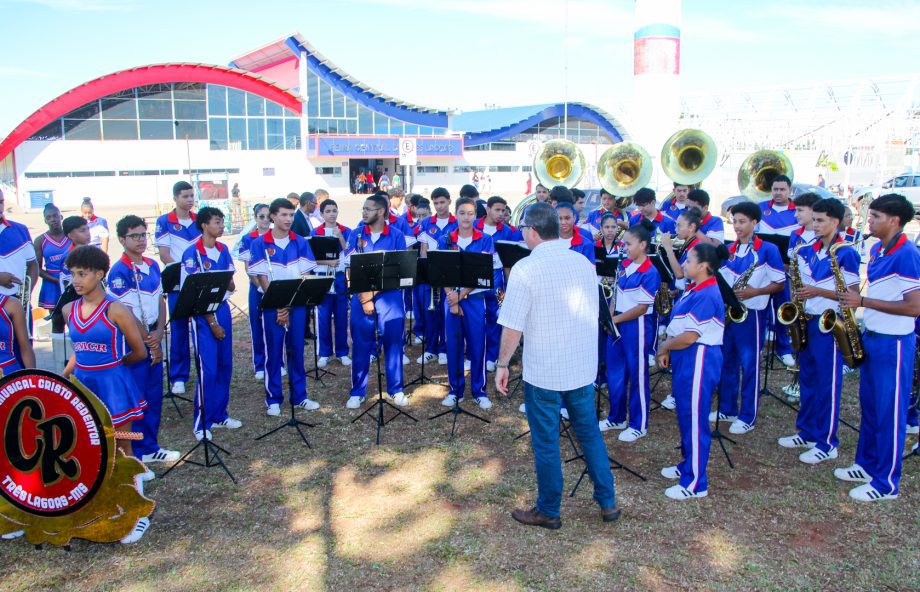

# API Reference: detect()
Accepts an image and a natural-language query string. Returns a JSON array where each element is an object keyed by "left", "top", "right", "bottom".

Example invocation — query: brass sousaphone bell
[
  {"left": 738, "top": 149, "right": 795, "bottom": 201},
  {"left": 533, "top": 139, "right": 586, "bottom": 189},
  {"left": 596, "top": 141, "right": 653, "bottom": 208},
  {"left": 661, "top": 128, "right": 717, "bottom": 187}
]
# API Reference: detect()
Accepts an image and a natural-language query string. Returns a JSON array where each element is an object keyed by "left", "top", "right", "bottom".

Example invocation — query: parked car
[{"left": 855, "top": 173, "right": 920, "bottom": 215}]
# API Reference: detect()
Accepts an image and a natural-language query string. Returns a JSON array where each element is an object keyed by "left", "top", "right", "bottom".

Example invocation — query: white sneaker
[
  {"left": 476, "top": 397, "right": 493, "bottom": 410},
  {"left": 660, "top": 466, "right": 681, "bottom": 480},
  {"left": 402, "top": 354, "right": 410, "bottom": 365},
  {"left": 441, "top": 394, "right": 458, "bottom": 407},
  {"left": 486, "top": 361, "right": 496, "bottom": 372},
  {"left": 193, "top": 429, "right": 213, "bottom": 441},
  {"left": 340, "top": 355, "right": 352, "bottom": 366},
  {"left": 665, "top": 484, "right": 708, "bottom": 500},
  {"left": 782, "top": 382, "right": 799, "bottom": 396},
  {"left": 519, "top": 403, "right": 526, "bottom": 414},
  {"left": 120, "top": 517, "right": 150, "bottom": 544},
  {"left": 598, "top": 419, "right": 627, "bottom": 432},
  {"left": 171, "top": 381, "right": 186, "bottom": 395},
  {"left": 618, "top": 428, "right": 646, "bottom": 442},
  {"left": 777, "top": 434, "right": 815, "bottom": 449},
  {"left": 266, "top": 404, "right": 281, "bottom": 417},
  {"left": 907, "top": 424, "right": 919, "bottom": 435},
  {"left": 390, "top": 392, "right": 410, "bottom": 406},
  {"left": 660, "top": 394, "right": 676, "bottom": 410},
  {"left": 799, "top": 447, "right": 838, "bottom": 465},
  {"left": 370, "top": 353, "right": 378, "bottom": 362},
  {"left": 406, "top": 311, "right": 414, "bottom": 320},
  {"left": 413, "top": 335, "right": 423, "bottom": 345},
  {"left": 213, "top": 417, "right": 242, "bottom": 429},
  {"left": 842, "top": 365, "right": 855, "bottom": 376},
  {"left": 141, "top": 449, "right": 180, "bottom": 463},
  {"left": 1, "top": 530, "right": 24, "bottom": 540},
  {"left": 417, "top": 352, "right": 436, "bottom": 364},
  {"left": 780, "top": 354, "right": 796, "bottom": 367},
  {"left": 438, "top": 353, "right": 448, "bottom": 365},
  {"left": 297, "top": 398, "right": 320, "bottom": 411},
  {"left": 560, "top": 408, "right": 569, "bottom": 420},
  {"left": 281, "top": 366, "right": 288, "bottom": 377},
  {"left": 648, "top": 354, "right": 657, "bottom": 367},
  {"left": 766, "top": 330, "right": 775, "bottom": 342},
  {"left": 464, "top": 359, "right": 471, "bottom": 372},
  {"left": 346, "top": 395, "right": 365, "bottom": 409},
  {"left": 318, "top": 357, "right": 330, "bottom": 368},
  {"left": 254, "top": 371, "right": 265, "bottom": 381},
  {"left": 834, "top": 464, "right": 871, "bottom": 483},
  {"left": 728, "top": 420, "right": 755, "bottom": 435},
  {"left": 708, "top": 411, "right": 737, "bottom": 423},
  {"left": 849, "top": 483, "right": 898, "bottom": 502},
  {"left": 138, "top": 469, "right": 156, "bottom": 483}
]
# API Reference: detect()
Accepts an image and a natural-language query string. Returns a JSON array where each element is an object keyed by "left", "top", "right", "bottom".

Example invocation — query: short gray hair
[{"left": 524, "top": 202, "right": 559, "bottom": 240}]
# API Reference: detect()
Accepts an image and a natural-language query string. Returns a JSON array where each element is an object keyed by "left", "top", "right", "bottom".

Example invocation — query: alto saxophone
[
  {"left": 777, "top": 243, "right": 812, "bottom": 353},
  {"left": 818, "top": 241, "right": 865, "bottom": 368},
  {"left": 727, "top": 248, "right": 758, "bottom": 323},
  {"left": 653, "top": 243, "right": 672, "bottom": 316}
]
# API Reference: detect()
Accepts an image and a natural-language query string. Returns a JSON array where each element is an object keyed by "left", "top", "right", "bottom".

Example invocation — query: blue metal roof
[{"left": 452, "top": 103, "right": 629, "bottom": 147}]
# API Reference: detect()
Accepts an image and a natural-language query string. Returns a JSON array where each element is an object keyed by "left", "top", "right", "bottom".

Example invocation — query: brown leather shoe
[
  {"left": 601, "top": 505, "right": 622, "bottom": 523},
  {"left": 511, "top": 507, "right": 561, "bottom": 530}
]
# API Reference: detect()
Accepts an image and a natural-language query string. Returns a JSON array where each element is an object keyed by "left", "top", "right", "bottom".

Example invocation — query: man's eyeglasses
[
  {"left": 362, "top": 207, "right": 383, "bottom": 213},
  {"left": 256, "top": 214, "right": 269, "bottom": 219},
  {"left": 125, "top": 233, "right": 148, "bottom": 241},
  {"left": 518, "top": 225, "right": 530, "bottom": 233}
]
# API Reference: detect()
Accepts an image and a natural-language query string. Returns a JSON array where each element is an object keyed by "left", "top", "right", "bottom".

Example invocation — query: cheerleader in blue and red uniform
[
  {"left": 33, "top": 203, "right": 71, "bottom": 311},
  {"left": 657, "top": 243, "right": 725, "bottom": 500},
  {"left": 61, "top": 244, "right": 151, "bottom": 543}
]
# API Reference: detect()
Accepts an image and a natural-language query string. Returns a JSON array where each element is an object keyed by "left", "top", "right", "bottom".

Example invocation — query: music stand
[
  {"left": 161, "top": 269, "right": 235, "bottom": 483},
  {"left": 306, "top": 237, "right": 344, "bottom": 382},
  {"left": 349, "top": 250, "right": 419, "bottom": 445},
  {"left": 256, "top": 276, "right": 334, "bottom": 447},
  {"left": 495, "top": 241, "right": 531, "bottom": 397},
  {"left": 426, "top": 250, "right": 493, "bottom": 438},
  {"left": 159, "top": 262, "right": 191, "bottom": 415},
  {"left": 405, "top": 257, "right": 442, "bottom": 387}
]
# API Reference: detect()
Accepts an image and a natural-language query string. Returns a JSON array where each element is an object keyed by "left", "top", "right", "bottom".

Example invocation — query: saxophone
[
  {"left": 727, "top": 248, "right": 758, "bottom": 323},
  {"left": 653, "top": 242, "right": 673, "bottom": 316},
  {"left": 818, "top": 241, "right": 865, "bottom": 368},
  {"left": 777, "top": 243, "right": 812, "bottom": 352}
]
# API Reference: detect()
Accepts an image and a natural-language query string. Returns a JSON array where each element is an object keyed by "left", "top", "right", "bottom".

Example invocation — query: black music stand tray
[
  {"left": 159, "top": 262, "right": 191, "bottom": 415},
  {"left": 305, "top": 237, "right": 344, "bottom": 383},
  {"left": 255, "top": 276, "right": 334, "bottom": 447},
  {"left": 405, "top": 258, "right": 442, "bottom": 387},
  {"left": 426, "top": 249, "right": 493, "bottom": 438},
  {"left": 349, "top": 250, "right": 419, "bottom": 445},
  {"left": 161, "top": 269, "right": 236, "bottom": 483}
]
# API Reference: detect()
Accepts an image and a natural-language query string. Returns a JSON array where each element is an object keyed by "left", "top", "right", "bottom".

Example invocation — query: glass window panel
[
  {"left": 175, "top": 120, "right": 207, "bottom": 140},
  {"left": 247, "top": 118, "right": 265, "bottom": 150},
  {"left": 246, "top": 93, "right": 265, "bottom": 116},
  {"left": 390, "top": 121, "right": 403, "bottom": 136},
  {"left": 315, "top": 120, "right": 328, "bottom": 134},
  {"left": 102, "top": 119, "right": 138, "bottom": 140},
  {"left": 64, "top": 102, "right": 100, "bottom": 120},
  {"left": 138, "top": 99, "right": 172, "bottom": 120},
  {"left": 345, "top": 119, "right": 357, "bottom": 134},
  {"left": 173, "top": 82, "right": 206, "bottom": 100},
  {"left": 207, "top": 85, "right": 227, "bottom": 116},
  {"left": 28, "top": 120, "right": 63, "bottom": 141},
  {"left": 139, "top": 120, "right": 175, "bottom": 140},
  {"left": 419, "top": 126, "right": 432, "bottom": 136},
  {"left": 404, "top": 124, "right": 418, "bottom": 135},
  {"left": 284, "top": 108, "right": 298, "bottom": 118},
  {"left": 332, "top": 88, "right": 345, "bottom": 117},
  {"left": 306, "top": 68, "right": 319, "bottom": 112},
  {"left": 63, "top": 119, "right": 101, "bottom": 140},
  {"left": 229, "top": 118, "right": 247, "bottom": 149},
  {"left": 174, "top": 100, "right": 207, "bottom": 120},
  {"left": 101, "top": 98, "right": 137, "bottom": 119},
  {"left": 266, "top": 100, "right": 282, "bottom": 117},
  {"left": 358, "top": 106, "right": 373, "bottom": 134},
  {"left": 374, "top": 116, "right": 388, "bottom": 135},
  {"left": 227, "top": 88, "right": 246, "bottom": 116},
  {"left": 208, "top": 117, "right": 228, "bottom": 149},
  {"left": 319, "top": 81, "right": 331, "bottom": 118},
  {"left": 136, "top": 84, "right": 172, "bottom": 99},
  {"left": 284, "top": 118, "right": 301, "bottom": 149},
  {"left": 267, "top": 118, "right": 284, "bottom": 150},
  {"left": 345, "top": 97, "right": 357, "bottom": 118}
]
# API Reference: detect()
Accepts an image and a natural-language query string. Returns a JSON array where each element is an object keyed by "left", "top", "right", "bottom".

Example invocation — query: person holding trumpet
[{"left": 312, "top": 198, "right": 353, "bottom": 369}]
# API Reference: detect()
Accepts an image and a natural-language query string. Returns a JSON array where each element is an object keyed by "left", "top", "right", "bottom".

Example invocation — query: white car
[{"left": 857, "top": 173, "right": 920, "bottom": 215}]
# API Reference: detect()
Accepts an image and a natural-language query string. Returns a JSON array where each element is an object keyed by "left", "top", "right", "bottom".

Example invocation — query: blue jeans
[{"left": 524, "top": 382, "right": 616, "bottom": 518}]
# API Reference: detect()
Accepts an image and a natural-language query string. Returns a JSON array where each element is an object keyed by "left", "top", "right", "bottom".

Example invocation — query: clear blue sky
[{"left": 1, "top": 0, "right": 917, "bottom": 138}]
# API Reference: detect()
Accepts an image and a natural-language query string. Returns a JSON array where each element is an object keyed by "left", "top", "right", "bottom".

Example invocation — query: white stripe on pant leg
[
  {"left": 887, "top": 340, "right": 902, "bottom": 493},
  {"left": 191, "top": 321, "right": 203, "bottom": 433},
  {"left": 261, "top": 312, "right": 271, "bottom": 403},
  {"left": 827, "top": 338, "right": 839, "bottom": 450},
  {"left": 689, "top": 346, "right": 706, "bottom": 492},
  {"left": 638, "top": 318, "right": 647, "bottom": 432},
  {"left": 753, "top": 311, "right": 761, "bottom": 420}
]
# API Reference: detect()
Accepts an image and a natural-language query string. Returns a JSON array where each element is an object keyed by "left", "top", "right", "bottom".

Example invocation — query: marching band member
[
  {"left": 629, "top": 188, "right": 677, "bottom": 236},
  {"left": 81, "top": 197, "right": 110, "bottom": 252},
  {"left": 787, "top": 192, "right": 820, "bottom": 255},
  {"left": 238, "top": 203, "right": 271, "bottom": 380},
  {"left": 476, "top": 196, "right": 521, "bottom": 371},
  {"left": 756, "top": 174, "right": 798, "bottom": 367},
  {"left": 33, "top": 203, "right": 70, "bottom": 311},
  {"left": 154, "top": 181, "right": 201, "bottom": 396},
  {"left": 58, "top": 216, "right": 91, "bottom": 291},
  {"left": 0, "top": 292, "right": 36, "bottom": 374},
  {"left": 313, "top": 199, "right": 352, "bottom": 368},
  {"left": 180, "top": 207, "right": 242, "bottom": 440},
  {"left": 249, "top": 198, "right": 320, "bottom": 417},
  {"left": 61, "top": 245, "right": 150, "bottom": 543},
  {"left": 596, "top": 213, "right": 626, "bottom": 258},
  {"left": 657, "top": 243, "right": 725, "bottom": 500},
  {"left": 777, "top": 198, "right": 859, "bottom": 463},
  {"left": 418, "top": 187, "right": 457, "bottom": 365},
  {"left": 836, "top": 194, "right": 920, "bottom": 501},
  {"left": 662, "top": 182, "right": 691, "bottom": 221},
  {"left": 686, "top": 189, "right": 724, "bottom": 244},
  {"left": 534, "top": 183, "right": 550, "bottom": 203},
  {"left": 108, "top": 215, "right": 179, "bottom": 463},
  {"left": 840, "top": 206, "right": 865, "bottom": 257},
  {"left": 557, "top": 201, "right": 595, "bottom": 263},
  {"left": 571, "top": 188, "right": 587, "bottom": 224},
  {"left": 400, "top": 193, "right": 422, "bottom": 326},
  {"left": 344, "top": 194, "right": 410, "bottom": 409},
  {"left": 714, "top": 202, "right": 785, "bottom": 433},
  {"left": 409, "top": 198, "right": 432, "bottom": 345},
  {"left": 585, "top": 188, "right": 628, "bottom": 234},
  {"left": 599, "top": 222, "right": 661, "bottom": 442},
  {"left": 0, "top": 191, "right": 38, "bottom": 320},
  {"left": 439, "top": 197, "right": 496, "bottom": 409}
]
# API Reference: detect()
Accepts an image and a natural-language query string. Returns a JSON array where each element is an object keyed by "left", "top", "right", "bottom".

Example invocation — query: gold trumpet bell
[
  {"left": 597, "top": 141, "right": 653, "bottom": 198},
  {"left": 738, "top": 149, "right": 794, "bottom": 201},
  {"left": 661, "top": 129, "right": 717, "bottom": 186},
  {"left": 533, "top": 139, "right": 585, "bottom": 188}
]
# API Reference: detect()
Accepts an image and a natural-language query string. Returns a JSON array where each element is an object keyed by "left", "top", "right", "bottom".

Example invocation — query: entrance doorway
[{"left": 349, "top": 158, "right": 399, "bottom": 194}]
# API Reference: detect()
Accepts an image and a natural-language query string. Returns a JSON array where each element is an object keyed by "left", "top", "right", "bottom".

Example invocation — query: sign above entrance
[
  {"left": 312, "top": 136, "right": 463, "bottom": 158},
  {"left": 399, "top": 137, "right": 417, "bottom": 166}
]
